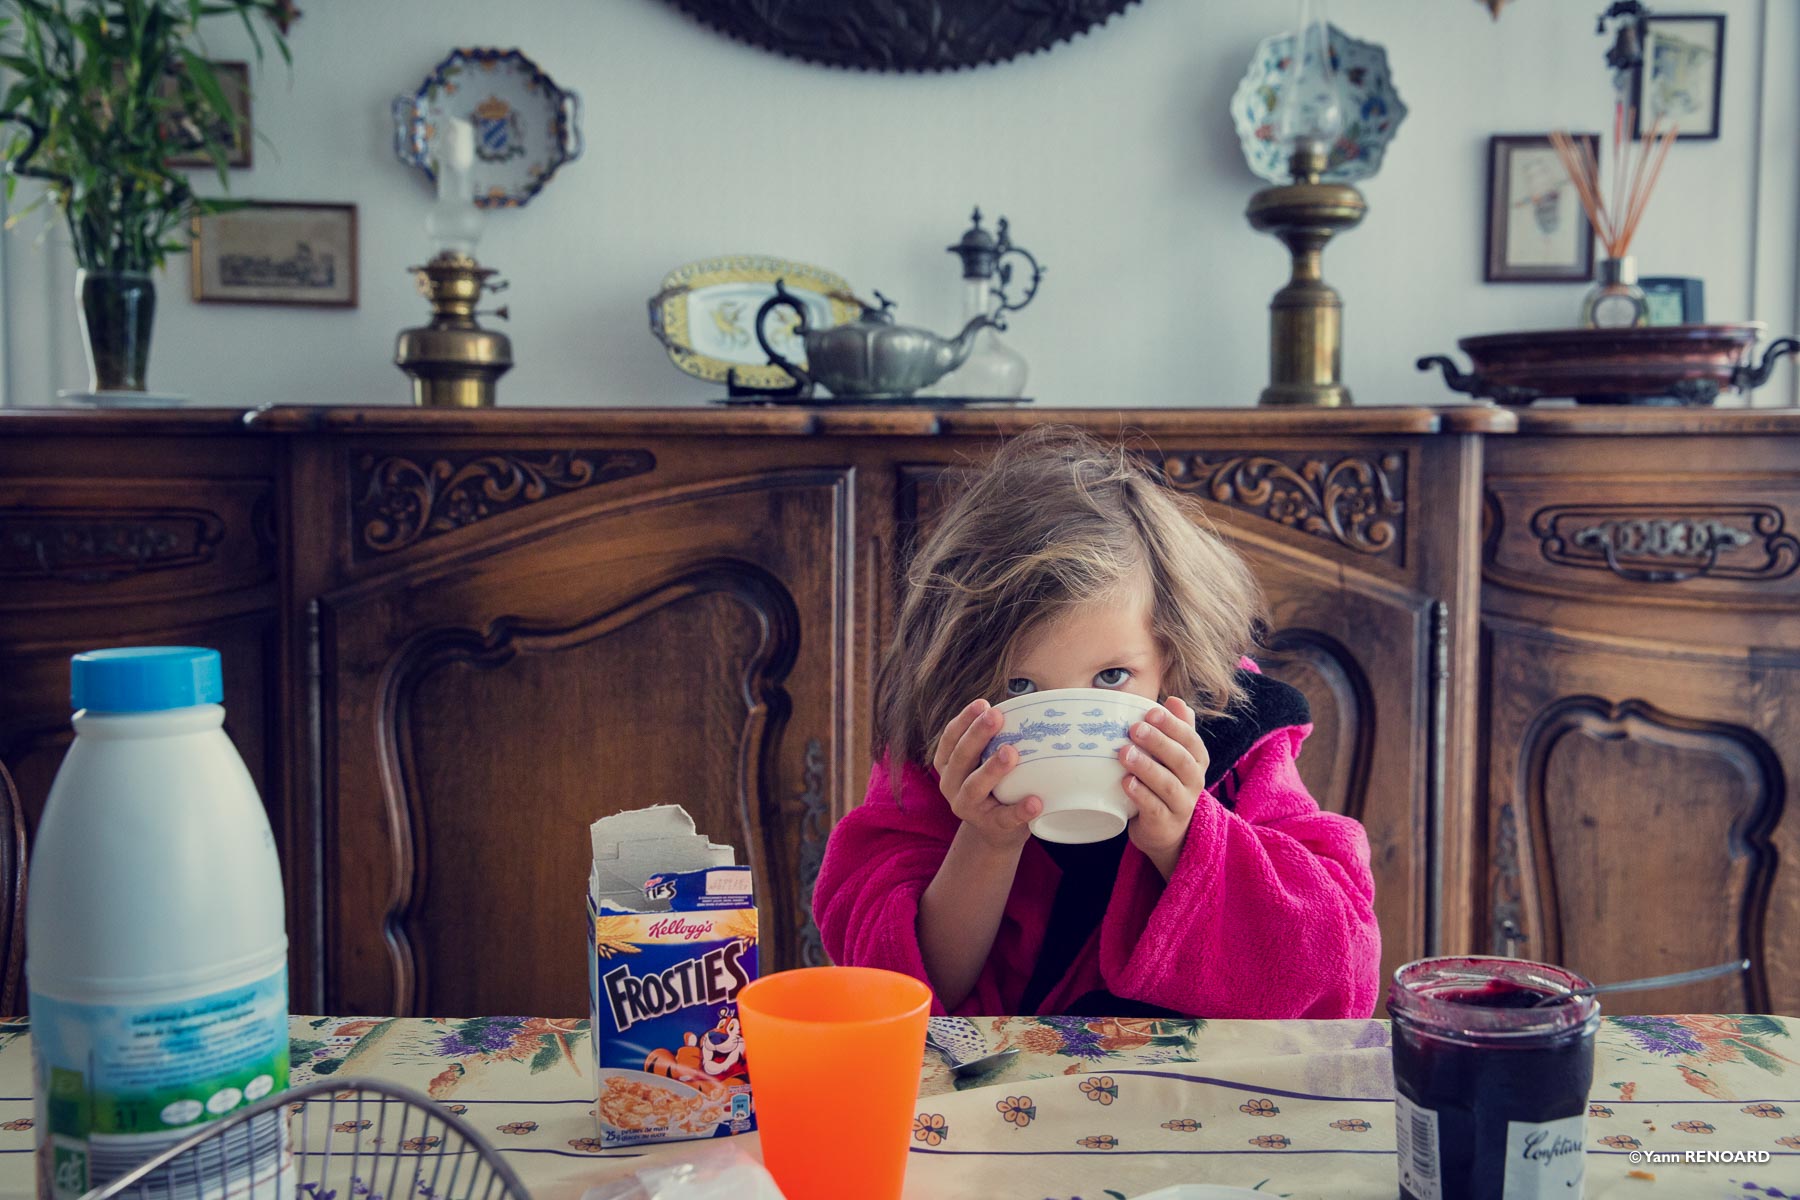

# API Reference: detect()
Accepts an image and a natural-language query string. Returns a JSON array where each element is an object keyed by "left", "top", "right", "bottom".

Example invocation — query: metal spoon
[
  {"left": 926, "top": 1016, "right": 1021, "bottom": 1079},
  {"left": 1530, "top": 958, "right": 1750, "bottom": 1007}
]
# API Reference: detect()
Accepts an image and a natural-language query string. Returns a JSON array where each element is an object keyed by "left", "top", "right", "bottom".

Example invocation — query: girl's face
[{"left": 1002, "top": 566, "right": 1165, "bottom": 702}]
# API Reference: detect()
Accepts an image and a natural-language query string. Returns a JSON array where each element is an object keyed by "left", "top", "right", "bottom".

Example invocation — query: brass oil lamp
[
  {"left": 396, "top": 252, "right": 511, "bottom": 408},
  {"left": 1247, "top": 0, "right": 1365, "bottom": 407},
  {"left": 394, "top": 118, "right": 513, "bottom": 408}
]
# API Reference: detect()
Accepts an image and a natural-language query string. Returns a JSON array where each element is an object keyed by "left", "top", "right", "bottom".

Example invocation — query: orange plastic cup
[{"left": 738, "top": 966, "right": 932, "bottom": 1200}]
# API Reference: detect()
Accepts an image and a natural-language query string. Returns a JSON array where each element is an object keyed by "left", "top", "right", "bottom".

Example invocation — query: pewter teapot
[{"left": 754, "top": 280, "right": 999, "bottom": 398}]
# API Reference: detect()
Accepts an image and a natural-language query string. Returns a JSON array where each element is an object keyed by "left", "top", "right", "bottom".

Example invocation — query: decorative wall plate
[
  {"left": 648, "top": 256, "right": 863, "bottom": 391},
  {"left": 659, "top": 0, "right": 1140, "bottom": 72},
  {"left": 392, "top": 48, "right": 582, "bottom": 209},
  {"left": 1230, "top": 24, "right": 1407, "bottom": 185}
]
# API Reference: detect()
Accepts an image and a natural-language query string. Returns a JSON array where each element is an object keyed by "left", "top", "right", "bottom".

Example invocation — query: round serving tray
[{"left": 1418, "top": 324, "right": 1797, "bottom": 406}]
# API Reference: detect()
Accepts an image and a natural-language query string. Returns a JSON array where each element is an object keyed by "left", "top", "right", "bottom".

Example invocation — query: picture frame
[
  {"left": 166, "top": 61, "right": 253, "bottom": 169},
  {"left": 190, "top": 201, "right": 357, "bottom": 308},
  {"left": 1484, "top": 134, "right": 1598, "bottom": 284},
  {"left": 1634, "top": 14, "right": 1725, "bottom": 141},
  {"left": 1639, "top": 276, "right": 1706, "bottom": 326}
]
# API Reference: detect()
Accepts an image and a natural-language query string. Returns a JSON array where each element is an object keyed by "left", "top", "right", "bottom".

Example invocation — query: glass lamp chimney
[{"left": 1274, "top": 0, "right": 1343, "bottom": 182}]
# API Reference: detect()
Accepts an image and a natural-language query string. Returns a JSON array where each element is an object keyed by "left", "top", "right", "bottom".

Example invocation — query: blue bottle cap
[{"left": 71, "top": 647, "right": 225, "bottom": 713}]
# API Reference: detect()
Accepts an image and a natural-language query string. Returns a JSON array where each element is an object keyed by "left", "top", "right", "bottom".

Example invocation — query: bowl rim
[{"left": 992, "top": 687, "right": 1160, "bottom": 716}]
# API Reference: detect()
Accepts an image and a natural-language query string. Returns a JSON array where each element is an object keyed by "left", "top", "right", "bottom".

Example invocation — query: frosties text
[{"left": 602, "top": 939, "right": 751, "bottom": 1033}]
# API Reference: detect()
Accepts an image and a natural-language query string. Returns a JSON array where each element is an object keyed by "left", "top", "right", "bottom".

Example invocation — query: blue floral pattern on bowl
[
  {"left": 981, "top": 694, "right": 1146, "bottom": 765},
  {"left": 1229, "top": 24, "right": 1407, "bottom": 185}
]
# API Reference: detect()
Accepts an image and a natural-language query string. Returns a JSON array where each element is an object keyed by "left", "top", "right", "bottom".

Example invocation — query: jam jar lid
[{"left": 1390, "top": 956, "right": 1601, "bottom": 1044}]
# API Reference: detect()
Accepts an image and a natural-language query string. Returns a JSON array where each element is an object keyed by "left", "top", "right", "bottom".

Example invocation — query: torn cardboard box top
[{"left": 586, "top": 805, "right": 757, "bottom": 1148}]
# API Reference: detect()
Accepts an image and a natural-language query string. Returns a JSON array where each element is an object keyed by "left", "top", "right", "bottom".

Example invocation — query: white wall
[{"left": 3, "top": 0, "right": 1794, "bottom": 409}]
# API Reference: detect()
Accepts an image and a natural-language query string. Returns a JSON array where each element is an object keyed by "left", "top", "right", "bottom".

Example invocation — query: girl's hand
[
  {"left": 1119, "top": 696, "right": 1211, "bottom": 880},
  {"left": 933, "top": 698, "right": 1042, "bottom": 852}
]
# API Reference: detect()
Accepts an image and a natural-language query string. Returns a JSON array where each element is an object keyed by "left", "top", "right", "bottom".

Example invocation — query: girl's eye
[
  {"left": 1094, "top": 667, "right": 1131, "bottom": 688},
  {"left": 1005, "top": 678, "right": 1036, "bottom": 696}
]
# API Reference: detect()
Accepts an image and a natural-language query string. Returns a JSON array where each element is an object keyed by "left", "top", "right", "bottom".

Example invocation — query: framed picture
[
  {"left": 1484, "top": 134, "right": 1597, "bottom": 283},
  {"left": 166, "top": 61, "right": 252, "bottom": 169},
  {"left": 1635, "top": 14, "right": 1724, "bottom": 140},
  {"left": 190, "top": 202, "right": 357, "bottom": 307},
  {"left": 1639, "top": 276, "right": 1706, "bottom": 326}
]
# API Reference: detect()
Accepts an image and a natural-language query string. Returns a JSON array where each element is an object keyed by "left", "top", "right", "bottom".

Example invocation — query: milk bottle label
[{"left": 31, "top": 968, "right": 289, "bottom": 1200}]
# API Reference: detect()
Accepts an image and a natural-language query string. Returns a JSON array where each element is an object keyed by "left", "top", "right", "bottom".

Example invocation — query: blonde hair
[{"left": 874, "top": 426, "right": 1264, "bottom": 779}]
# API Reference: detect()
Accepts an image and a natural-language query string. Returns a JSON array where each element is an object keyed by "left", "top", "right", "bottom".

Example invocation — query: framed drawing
[
  {"left": 191, "top": 202, "right": 357, "bottom": 307},
  {"left": 166, "top": 60, "right": 252, "bottom": 169},
  {"left": 1635, "top": 14, "right": 1724, "bottom": 140},
  {"left": 1485, "top": 134, "right": 1598, "bottom": 283}
]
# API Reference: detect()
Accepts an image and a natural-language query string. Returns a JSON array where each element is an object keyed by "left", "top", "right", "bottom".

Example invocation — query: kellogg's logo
[{"left": 646, "top": 916, "right": 713, "bottom": 941}]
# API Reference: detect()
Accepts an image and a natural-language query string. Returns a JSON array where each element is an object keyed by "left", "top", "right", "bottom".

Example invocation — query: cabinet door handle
[
  {"left": 1497, "top": 918, "right": 1526, "bottom": 958},
  {"left": 1572, "top": 519, "right": 1747, "bottom": 583}
]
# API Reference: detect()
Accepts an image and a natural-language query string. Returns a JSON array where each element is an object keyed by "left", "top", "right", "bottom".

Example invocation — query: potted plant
[{"left": 0, "top": 0, "right": 289, "bottom": 395}]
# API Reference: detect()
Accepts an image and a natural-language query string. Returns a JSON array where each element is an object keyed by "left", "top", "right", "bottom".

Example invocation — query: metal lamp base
[
  {"left": 1247, "top": 177, "right": 1366, "bottom": 409},
  {"left": 1259, "top": 382, "right": 1353, "bottom": 408}
]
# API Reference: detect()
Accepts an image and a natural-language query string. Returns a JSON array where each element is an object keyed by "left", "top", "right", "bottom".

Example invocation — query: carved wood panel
[
  {"left": 1159, "top": 450, "right": 1408, "bottom": 565},
  {"left": 1486, "top": 477, "right": 1800, "bottom": 605},
  {"left": 1252, "top": 554, "right": 1431, "bottom": 991},
  {"left": 1485, "top": 623, "right": 1796, "bottom": 1013},
  {"left": 350, "top": 449, "right": 656, "bottom": 560},
  {"left": 0, "top": 479, "right": 274, "bottom": 608},
  {"left": 388, "top": 573, "right": 798, "bottom": 1018},
  {"left": 321, "top": 469, "right": 846, "bottom": 1016}
]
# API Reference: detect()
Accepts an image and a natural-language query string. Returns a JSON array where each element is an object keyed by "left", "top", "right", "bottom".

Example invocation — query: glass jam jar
[{"left": 1389, "top": 957, "right": 1601, "bottom": 1200}]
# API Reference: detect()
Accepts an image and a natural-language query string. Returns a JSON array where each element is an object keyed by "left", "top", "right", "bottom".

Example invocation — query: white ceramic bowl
[{"left": 982, "top": 687, "right": 1157, "bottom": 844}]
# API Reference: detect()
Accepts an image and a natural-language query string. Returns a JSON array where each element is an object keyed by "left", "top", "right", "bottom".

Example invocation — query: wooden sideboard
[{"left": 2, "top": 404, "right": 1796, "bottom": 1018}]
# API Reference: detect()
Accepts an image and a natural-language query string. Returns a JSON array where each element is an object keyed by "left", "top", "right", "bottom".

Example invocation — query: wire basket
[{"left": 78, "top": 1079, "right": 530, "bottom": 1200}]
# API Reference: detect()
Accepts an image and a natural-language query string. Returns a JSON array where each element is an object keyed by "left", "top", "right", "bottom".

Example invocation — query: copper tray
[{"left": 1418, "top": 324, "right": 1797, "bottom": 405}]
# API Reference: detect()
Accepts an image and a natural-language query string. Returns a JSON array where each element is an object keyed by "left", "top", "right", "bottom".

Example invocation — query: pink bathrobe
[{"left": 811, "top": 698, "right": 1381, "bottom": 1019}]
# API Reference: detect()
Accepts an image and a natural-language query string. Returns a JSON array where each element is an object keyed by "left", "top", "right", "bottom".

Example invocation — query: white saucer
[{"left": 58, "top": 389, "right": 189, "bottom": 408}]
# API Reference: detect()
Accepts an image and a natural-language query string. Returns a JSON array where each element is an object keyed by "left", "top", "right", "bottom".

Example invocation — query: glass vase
[
  {"left": 1581, "top": 256, "right": 1649, "bottom": 330},
  {"left": 77, "top": 269, "right": 156, "bottom": 393},
  {"left": 927, "top": 277, "right": 1028, "bottom": 398}
]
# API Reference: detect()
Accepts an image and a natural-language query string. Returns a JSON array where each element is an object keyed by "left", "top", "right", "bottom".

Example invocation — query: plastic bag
[{"left": 579, "top": 1143, "right": 785, "bottom": 1200}]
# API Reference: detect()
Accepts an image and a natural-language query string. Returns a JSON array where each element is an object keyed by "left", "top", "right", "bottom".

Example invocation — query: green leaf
[
  {"left": 528, "top": 1036, "right": 562, "bottom": 1074},
  {"left": 175, "top": 49, "right": 229, "bottom": 126},
  {"left": 314, "top": 1057, "right": 345, "bottom": 1076},
  {"left": 1737, "top": 1015, "right": 1790, "bottom": 1041},
  {"left": 1726, "top": 1038, "right": 1785, "bottom": 1075},
  {"left": 289, "top": 1038, "right": 324, "bottom": 1068}
]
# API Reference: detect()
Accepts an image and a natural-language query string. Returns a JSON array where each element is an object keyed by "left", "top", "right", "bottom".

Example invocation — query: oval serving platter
[
  {"left": 648, "top": 255, "right": 863, "bottom": 391},
  {"left": 392, "top": 47, "right": 582, "bottom": 209}
]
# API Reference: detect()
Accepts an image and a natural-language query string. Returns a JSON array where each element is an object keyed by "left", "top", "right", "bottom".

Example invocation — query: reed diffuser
[{"left": 1551, "top": 103, "right": 1677, "bottom": 328}]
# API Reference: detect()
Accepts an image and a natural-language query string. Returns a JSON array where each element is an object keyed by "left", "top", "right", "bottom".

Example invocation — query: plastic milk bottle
[{"left": 27, "top": 648, "right": 291, "bottom": 1200}]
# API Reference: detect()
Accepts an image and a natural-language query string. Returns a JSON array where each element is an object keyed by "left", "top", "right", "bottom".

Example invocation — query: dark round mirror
[{"left": 659, "top": 0, "right": 1143, "bottom": 72}]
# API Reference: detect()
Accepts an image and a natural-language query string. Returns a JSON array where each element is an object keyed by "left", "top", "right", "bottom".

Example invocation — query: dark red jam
[{"left": 1389, "top": 958, "right": 1599, "bottom": 1200}]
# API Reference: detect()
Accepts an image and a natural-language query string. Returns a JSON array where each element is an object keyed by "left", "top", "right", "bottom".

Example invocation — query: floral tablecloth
[{"left": 0, "top": 1014, "right": 1794, "bottom": 1199}]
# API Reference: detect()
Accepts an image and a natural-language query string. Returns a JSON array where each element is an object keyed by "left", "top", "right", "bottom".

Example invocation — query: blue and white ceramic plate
[
  {"left": 1229, "top": 24, "right": 1407, "bottom": 185},
  {"left": 393, "top": 47, "right": 582, "bottom": 209}
]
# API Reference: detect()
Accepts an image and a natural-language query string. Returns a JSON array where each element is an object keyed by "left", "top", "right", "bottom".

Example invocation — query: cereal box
[{"left": 588, "top": 807, "right": 756, "bottom": 1148}]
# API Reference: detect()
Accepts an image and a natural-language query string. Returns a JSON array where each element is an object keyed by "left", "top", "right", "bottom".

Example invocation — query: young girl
[{"left": 811, "top": 428, "right": 1381, "bottom": 1019}]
